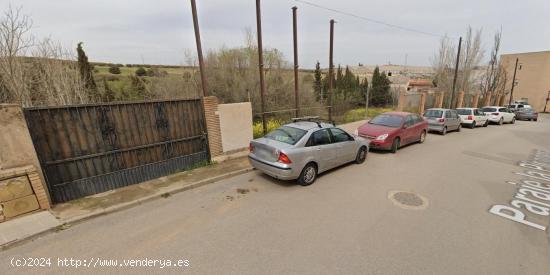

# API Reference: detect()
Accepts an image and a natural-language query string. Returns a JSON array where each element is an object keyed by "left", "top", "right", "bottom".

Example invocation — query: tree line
[{"left": 312, "top": 62, "right": 393, "bottom": 108}]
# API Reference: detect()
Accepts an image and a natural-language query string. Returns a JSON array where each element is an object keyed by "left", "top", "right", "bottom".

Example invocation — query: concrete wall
[
  {"left": 218, "top": 102, "right": 253, "bottom": 153},
  {"left": 0, "top": 104, "right": 51, "bottom": 219},
  {"left": 501, "top": 51, "right": 550, "bottom": 112},
  {"left": 0, "top": 105, "right": 43, "bottom": 176}
]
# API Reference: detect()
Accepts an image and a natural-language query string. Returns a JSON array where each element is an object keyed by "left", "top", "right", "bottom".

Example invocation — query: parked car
[
  {"left": 507, "top": 103, "right": 532, "bottom": 112},
  {"left": 456, "top": 107, "right": 489, "bottom": 128},
  {"left": 481, "top": 106, "right": 516, "bottom": 125},
  {"left": 422, "top": 108, "right": 461, "bottom": 135},
  {"left": 355, "top": 112, "right": 427, "bottom": 153},
  {"left": 515, "top": 108, "right": 538, "bottom": 121},
  {"left": 248, "top": 118, "right": 369, "bottom": 186}
]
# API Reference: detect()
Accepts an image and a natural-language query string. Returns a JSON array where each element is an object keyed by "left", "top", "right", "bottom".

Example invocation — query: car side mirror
[{"left": 402, "top": 124, "right": 408, "bottom": 129}]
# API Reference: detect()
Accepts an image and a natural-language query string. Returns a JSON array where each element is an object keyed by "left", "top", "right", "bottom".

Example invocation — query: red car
[{"left": 355, "top": 112, "right": 428, "bottom": 153}]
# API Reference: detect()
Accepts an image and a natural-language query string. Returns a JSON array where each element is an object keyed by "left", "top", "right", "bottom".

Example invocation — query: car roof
[
  {"left": 284, "top": 121, "right": 334, "bottom": 131},
  {"left": 380, "top": 111, "right": 412, "bottom": 117},
  {"left": 482, "top": 106, "right": 504, "bottom": 108},
  {"left": 456, "top": 107, "right": 476, "bottom": 110},
  {"left": 425, "top": 108, "right": 450, "bottom": 111}
]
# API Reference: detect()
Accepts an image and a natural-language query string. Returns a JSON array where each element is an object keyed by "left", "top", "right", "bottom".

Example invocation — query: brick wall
[{"left": 203, "top": 96, "right": 223, "bottom": 157}]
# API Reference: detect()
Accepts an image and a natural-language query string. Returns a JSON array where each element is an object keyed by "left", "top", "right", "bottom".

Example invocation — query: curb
[{"left": 1, "top": 167, "right": 254, "bottom": 251}]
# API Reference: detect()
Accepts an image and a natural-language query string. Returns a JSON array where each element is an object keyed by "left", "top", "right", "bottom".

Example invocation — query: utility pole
[
  {"left": 449, "top": 36, "right": 462, "bottom": 109},
  {"left": 255, "top": 0, "right": 267, "bottom": 135},
  {"left": 328, "top": 19, "right": 335, "bottom": 122},
  {"left": 508, "top": 57, "right": 519, "bottom": 106},
  {"left": 544, "top": 90, "right": 550, "bottom": 113},
  {"left": 190, "top": 0, "right": 208, "bottom": 97},
  {"left": 292, "top": 6, "right": 300, "bottom": 117}
]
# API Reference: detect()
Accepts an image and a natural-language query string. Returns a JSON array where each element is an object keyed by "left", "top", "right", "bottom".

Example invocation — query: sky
[{"left": 2, "top": 0, "right": 549, "bottom": 68}]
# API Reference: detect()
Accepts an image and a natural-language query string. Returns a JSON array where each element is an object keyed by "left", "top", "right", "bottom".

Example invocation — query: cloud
[{"left": 2, "top": 0, "right": 549, "bottom": 68}]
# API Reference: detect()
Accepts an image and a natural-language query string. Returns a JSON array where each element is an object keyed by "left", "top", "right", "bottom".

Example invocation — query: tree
[
  {"left": 480, "top": 29, "right": 507, "bottom": 98},
  {"left": 313, "top": 61, "right": 323, "bottom": 102},
  {"left": 370, "top": 66, "right": 391, "bottom": 107},
  {"left": 76, "top": 42, "right": 98, "bottom": 100},
  {"left": 135, "top": 67, "right": 146, "bottom": 77},
  {"left": 108, "top": 65, "right": 121, "bottom": 74},
  {"left": 432, "top": 26, "right": 484, "bottom": 107},
  {"left": 102, "top": 78, "right": 115, "bottom": 102}
]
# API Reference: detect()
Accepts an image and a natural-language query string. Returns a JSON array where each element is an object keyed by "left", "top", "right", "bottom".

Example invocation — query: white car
[
  {"left": 456, "top": 108, "right": 489, "bottom": 128},
  {"left": 481, "top": 106, "right": 516, "bottom": 125}
]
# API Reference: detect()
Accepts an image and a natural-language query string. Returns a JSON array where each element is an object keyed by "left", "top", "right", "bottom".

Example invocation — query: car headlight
[
  {"left": 376, "top": 133, "right": 389, "bottom": 141},
  {"left": 354, "top": 129, "right": 358, "bottom": 136}
]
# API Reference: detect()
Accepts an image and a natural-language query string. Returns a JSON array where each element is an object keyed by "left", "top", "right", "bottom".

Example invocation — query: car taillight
[
  {"left": 467, "top": 115, "right": 473, "bottom": 120},
  {"left": 277, "top": 152, "right": 292, "bottom": 164},
  {"left": 492, "top": 113, "right": 499, "bottom": 115},
  {"left": 248, "top": 143, "right": 254, "bottom": 153},
  {"left": 438, "top": 118, "right": 445, "bottom": 123}
]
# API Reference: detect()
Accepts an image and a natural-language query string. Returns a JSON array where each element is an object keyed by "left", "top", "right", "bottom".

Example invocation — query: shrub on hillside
[
  {"left": 108, "top": 65, "right": 121, "bottom": 74},
  {"left": 135, "top": 67, "right": 146, "bottom": 77}
]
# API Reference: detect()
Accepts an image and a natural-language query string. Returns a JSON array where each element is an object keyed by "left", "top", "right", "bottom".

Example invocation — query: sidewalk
[{"left": 1, "top": 156, "right": 252, "bottom": 249}]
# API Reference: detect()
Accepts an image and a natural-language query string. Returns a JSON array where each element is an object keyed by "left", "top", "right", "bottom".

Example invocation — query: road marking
[{"left": 489, "top": 149, "right": 550, "bottom": 231}]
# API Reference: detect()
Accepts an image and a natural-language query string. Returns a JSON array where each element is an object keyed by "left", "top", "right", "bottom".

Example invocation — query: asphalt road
[{"left": 1, "top": 115, "right": 550, "bottom": 275}]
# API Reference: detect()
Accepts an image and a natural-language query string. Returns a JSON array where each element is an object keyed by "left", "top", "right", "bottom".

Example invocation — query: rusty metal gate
[{"left": 23, "top": 99, "right": 209, "bottom": 203}]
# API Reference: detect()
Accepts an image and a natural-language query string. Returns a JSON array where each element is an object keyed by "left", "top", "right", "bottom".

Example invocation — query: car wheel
[
  {"left": 419, "top": 130, "right": 427, "bottom": 143},
  {"left": 483, "top": 120, "right": 489, "bottom": 127},
  {"left": 390, "top": 138, "right": 400, "bottom": 154},
  {"left": 355, "top": 146, "right": 367, "bottom": 164},
  {"left": 534, "top": 118, "right": 538, "bottom": 122},
  {"left": 511, "top": 117, "right": 516, "bottom": 124},
  {"left": 470, "top": 121, "right": 475, "bottom": 129},
  {"left": 441, "top": 127, "right": 447, "bottom": 135},
  {"left": 498, "top": 117, "right": 503, "bottom": 125},
  {"left": 298, "top": 163, "right": 317, "bottom": 186}
]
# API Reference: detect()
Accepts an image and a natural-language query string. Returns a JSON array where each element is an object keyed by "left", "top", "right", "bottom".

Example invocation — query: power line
[{"left": 294, "top": 0, "right": 450, "bottom": 39}]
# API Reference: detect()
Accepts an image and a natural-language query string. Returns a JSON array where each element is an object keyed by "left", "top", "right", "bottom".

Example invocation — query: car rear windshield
[
  {"left": 369, "top": 114, "right": 403, "bottom": 128},
  {"left": 520, "top": 108, "right": 534, "bottom": 113},
  {"left": 265, "top": 126, "right": 307, "bottom": 145},
  {"left": 481, "top": 107, "right": 497, "bottom": 112},
  {"left": 456, "top": 109, "right": 472, "bottom": 115},
  {"left": 423, "top": 110, "right": 443, "bottom": 118}
]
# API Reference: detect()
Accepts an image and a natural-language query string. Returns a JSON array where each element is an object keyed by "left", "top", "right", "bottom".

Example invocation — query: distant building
[{"left": 500, "top": 51, "right": 550, "bottom": 111}]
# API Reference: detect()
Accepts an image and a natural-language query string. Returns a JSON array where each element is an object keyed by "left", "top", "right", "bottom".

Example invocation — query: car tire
[
  {"left": 298, "top": 163, "right": 317, "bottom": 186},
  {"left": 511, "top": 117, "right": 516, "bottom": 124},
  {"left": 355, "top": 146, "right": 367, "bottom": 164},
  {"left": 483, "top": 120, "right": 489, "bottom": 127},
  {"left": 498, "top": 117, "right": 503, "bottom": 125},
  {"left": 419, "top": 130, "right": 427, "bottom": 143},
  {"left": 470, "top": 121, "right": 475, "bottom": 129},
  {"left": 441, "top": 127, "right": 447, "bottom": 135},
  {"left": 390, "top": 138, "right": 400, "bottom": 154},
  {"left": 534, "top": 118, "right": 538, "bottom": 122}
]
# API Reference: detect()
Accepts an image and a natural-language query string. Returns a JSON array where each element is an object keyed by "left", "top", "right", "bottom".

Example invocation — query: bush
[
  {"left": 108, "top": 65, "right": 121, "bottom": 74},
  {"left": 135, "top": 67, "right": 146, "bottom": 77},
  {"left": 253, "top": 119, "right": 283, "bottom": 138}
]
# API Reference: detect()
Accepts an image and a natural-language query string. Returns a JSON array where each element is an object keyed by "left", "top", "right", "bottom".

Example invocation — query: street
[{"left": 1, "top": 116, "right": 550, "bottom": 275}]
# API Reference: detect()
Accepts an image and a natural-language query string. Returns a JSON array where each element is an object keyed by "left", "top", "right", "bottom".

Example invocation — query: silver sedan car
[{"left": 248, "top": 118, "right": 370, "bottom": 186}]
